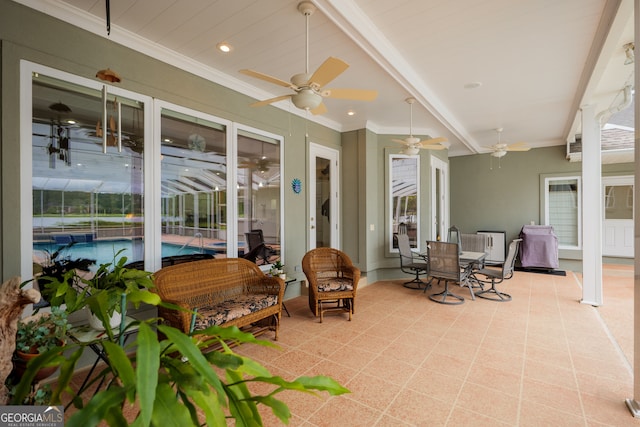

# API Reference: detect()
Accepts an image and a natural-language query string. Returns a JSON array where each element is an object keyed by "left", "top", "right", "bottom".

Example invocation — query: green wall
[{"left": 450, "top": 145, "right": 634, "bottom": 271}]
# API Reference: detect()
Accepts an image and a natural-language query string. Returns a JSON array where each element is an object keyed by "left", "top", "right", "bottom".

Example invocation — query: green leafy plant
[
  {"left": 12, "top": 313, "right": 349, "bottom": 426},
  {"left": 35, "top": 242, "right": 95, "bottom": 309},
  {"left": 15, "top": 306, "right": 68, "bottom": 354},
  {"left": 40, "top": 250, "right": 157, "bottom": 333},
  {"left": 269, "top": 261, "right": 284, "bottom": 276}
]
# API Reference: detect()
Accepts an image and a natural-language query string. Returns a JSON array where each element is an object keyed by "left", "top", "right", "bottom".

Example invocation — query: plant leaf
[
  {"left": 66, "top": 388, "right": 126, "bottom": 427},
  {"left": 136, "top": 322, "right": 160, "bottom": 427},
  {"left": 157, "top": 325, "right": 226, "bottom": 402},
  {"left": 150, "top": 383, "right": 194, "bottom": 427}
]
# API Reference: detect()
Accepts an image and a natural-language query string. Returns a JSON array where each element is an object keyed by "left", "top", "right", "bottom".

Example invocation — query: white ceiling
[{"left": 18, "top": 0, "right": 635, "bottom": 157}]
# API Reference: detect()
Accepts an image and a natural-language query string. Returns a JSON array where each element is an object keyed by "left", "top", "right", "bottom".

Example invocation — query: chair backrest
[
  {"left": 447, "top": 226, "right": 462, "bottom": 254},
  {"left": 397, "top": 233, "right": 415, "bottom": 267},
  {"left": 502, "top": 239, "right": 523, "bottom": 279},
  {"left": 461, "top": 233, "right": 487, "bottom": 253},
  {"left": 397, "top": 222, "right": 408, "bottom": 235},
  {"left": 245, "top": 230, "right": 264, "bottom": 251},
  {"left": 302, "top": 247, "right": 356, "bottom": 279},
  {"left": 427, "top": 241, "right": 461, "bottom": 281}
]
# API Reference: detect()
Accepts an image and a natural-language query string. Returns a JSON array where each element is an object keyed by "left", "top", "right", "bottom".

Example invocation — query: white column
[
  {"left": 625, "top": 0, "right": 640, "bottom": 416},
  {"left": 580, "top": 104, "right": 603, "bottom": 306}
]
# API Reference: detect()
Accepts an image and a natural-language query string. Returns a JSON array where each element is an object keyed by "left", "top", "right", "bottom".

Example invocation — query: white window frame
[{"left": 543, "top": 175, "right": 582, "bottom": 250}]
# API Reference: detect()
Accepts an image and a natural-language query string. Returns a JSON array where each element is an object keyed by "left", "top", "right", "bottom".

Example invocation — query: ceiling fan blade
[
  {"left": 239, "top": 69, "right": 294, "bottom": 89},
  {"left": 505, "top": 146, "right": 530, "bottom": 152},
  {"left": 309, "top": 57, "right": 349, "bottom": 88},
  {"left": 418, "top": 136, "right": 447, "bottom": 146},
  {"left": 250, "top": 95, "right": 292, "bottom": 107},
  {"left": 392, "top": 139, "right": 409, "bottom": 145},
  {"left": 322, "top": 88, "right": 378, "bottom": 101},
  {"left": 418, "top": 143, "right": 446, "bottom": 150},
  {"left": 310, "top": 102, "right": 327, "bottom": 115}
]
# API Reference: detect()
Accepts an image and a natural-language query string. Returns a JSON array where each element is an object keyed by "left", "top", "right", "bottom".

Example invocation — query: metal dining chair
[
  {"left": 474, "top": 239, "right": 522, "bottom": 301},
  {"left": 397, "top": 233, "right": 429, "bottom": 289},
  {"left": 426, "top": 240, "right": 469, "bottom": 304}
]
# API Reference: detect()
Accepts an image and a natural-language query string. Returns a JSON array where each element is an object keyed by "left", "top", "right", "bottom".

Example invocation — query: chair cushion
[
  {"left": 193, "top": 293, "right": 278, "bottom": 329},
  {"left": 317, "top": 278, "right": 354, "bottom": 292}
]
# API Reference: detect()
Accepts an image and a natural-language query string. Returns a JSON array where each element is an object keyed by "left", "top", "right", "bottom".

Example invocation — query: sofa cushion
[
  {"left": 193, "top": 293, "right": 278, "bottom": 330},
  {"left": 317, "top": 278, "right": 354, "bottom": 292}
]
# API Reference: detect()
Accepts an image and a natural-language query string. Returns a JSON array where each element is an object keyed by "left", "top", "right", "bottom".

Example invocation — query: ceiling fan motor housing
[{"left": 292, "top": 89, "right": 322, "bottom": 110}]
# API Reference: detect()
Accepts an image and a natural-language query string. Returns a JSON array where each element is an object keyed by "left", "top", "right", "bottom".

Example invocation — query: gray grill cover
[{"left": 519, "top": 225, "right": 559, "bottom": 269}]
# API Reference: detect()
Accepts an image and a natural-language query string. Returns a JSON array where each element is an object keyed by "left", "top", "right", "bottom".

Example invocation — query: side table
[
  {"left": 66, "top": 316, "right": 139, "bottom": 404},
  {"left": 283, "top": 278, "right": 296, "bottom": 317}
]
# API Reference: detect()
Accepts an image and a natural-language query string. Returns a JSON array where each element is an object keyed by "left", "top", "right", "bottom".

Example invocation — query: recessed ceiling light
[
  {"left": 66, "top": 119, "right": 77, "bottom": 125},
  {"left": 216, "top": 42, "right": 233, "bottom": 53},
  {"left": 163, "top": 138, "right": 172, "bottom": 143},
  {"left": 347, "top": 110, "right": 356, "bottom": 116},
  {"left": 464, "top": 81, "right": 482, "bottom": 89}
]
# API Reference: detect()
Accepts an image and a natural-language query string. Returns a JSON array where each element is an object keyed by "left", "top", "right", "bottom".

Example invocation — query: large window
[
  {"left": 31, "top": 72, "right": 148, "bottom": 269},
  {"left": 544, "top": 176, "right": 581, "bottom": 248},
  {"left": 160, "top": 107, "right": 229, "bottom": 259},
  {"left": 389, "top": 154, "right": 420, "bottom": 251},
  {"left": 23, "top": 63, "right": 283, "bottom": 280},
  {"left": 236, "top": 128, "right": 282, "bottom": 263}
]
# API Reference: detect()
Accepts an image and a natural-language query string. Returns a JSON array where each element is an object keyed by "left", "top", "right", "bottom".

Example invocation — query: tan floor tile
[
  {"left": 518, "top": 399, "right": 587, "bottom": 426},
  {"left": 424, "top": 351, "right": 474, "bottom": 380},
  {"left": 405, "top": 368, "right": 464, "bottom": 403},
  {"left": 446, "top": 407, "right": 511, "bottom": 426},
  {"left": 474, "top": 345, "right": 524, "bottom": 375},
  {"left": 524, "top": 358, "right": 579, "bottom": 390},
  {"left": 361, "top": 353, "right": 418, "bottom": 386},
  {"left": 465, "top": 364, "right": 522, "bottom": 396},
  {"left": 344, "top": 372, "right": 402, "bottom": 411},
  {"left": 454, "top": 382, "right": 519, "bottom": 425},
  {"left": 385, "top": 389, "right": 451, "bottom": 426},
  {"left": 307, "top": 395, "right": 382, "bottom": 427},
  {"left": 521, "top": 377, "right": 584, "bottom": 416}
]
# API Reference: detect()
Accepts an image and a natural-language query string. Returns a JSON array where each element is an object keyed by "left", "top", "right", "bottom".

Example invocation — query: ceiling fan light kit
[{"left": 485, "top": 128, "right": 530, "bottom": 163}]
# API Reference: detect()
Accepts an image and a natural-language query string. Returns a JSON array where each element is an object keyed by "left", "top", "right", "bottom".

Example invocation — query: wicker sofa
[{"left": 153, "top": 258, "right": 285, "bottom": 340}]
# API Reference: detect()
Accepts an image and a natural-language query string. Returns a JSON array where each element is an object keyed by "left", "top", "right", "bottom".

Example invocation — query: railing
[{"left": 177, "top": 232, "right": 204, "bottom": 254}]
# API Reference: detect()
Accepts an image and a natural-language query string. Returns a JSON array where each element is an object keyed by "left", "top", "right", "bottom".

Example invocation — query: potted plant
[
  {"left": 79, "top": 250, "right": 156, "bottom": 332},
  {"left": 39, "top": 249, "right": 157, "bottom": 333},
  {"left": 13, "top": 306, "right": 68, "bottom": 382},
  {"left": 35, "top": 242, "right": 95, "bottom": 310},
  {"left": 270, "top": 260, "right": 285, "bottom": 279}
]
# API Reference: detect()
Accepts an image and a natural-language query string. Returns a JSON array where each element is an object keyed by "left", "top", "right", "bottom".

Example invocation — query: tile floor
[
  {"left": 234, "top": 266, "right": 638, "bottom": 426},
  {"left": 61, "top": 265, "right": 638, "bottom": 426}
]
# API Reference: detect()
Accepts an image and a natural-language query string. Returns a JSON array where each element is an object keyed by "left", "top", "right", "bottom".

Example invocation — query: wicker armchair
[{"left": 302, "top": 248, "right": 360, "bottom": 323}]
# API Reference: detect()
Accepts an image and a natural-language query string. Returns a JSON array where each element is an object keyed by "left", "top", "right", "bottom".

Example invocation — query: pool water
[{"left": 33, "top": 240, "right": 217, "bottom": 268}]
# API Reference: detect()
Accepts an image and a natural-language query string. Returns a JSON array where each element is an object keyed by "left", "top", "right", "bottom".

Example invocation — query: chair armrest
[
  {"left": 247, "top": 277, "right": 285, "bottom": 301},
  {"left": 157, "top": 298, "right": 194, "bottom": 333}
]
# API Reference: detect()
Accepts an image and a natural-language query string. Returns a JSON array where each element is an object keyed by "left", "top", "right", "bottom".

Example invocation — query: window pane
[
  {"left": 605, "top": 185, "right": 633, "bottom": 220},
  {"left": 32, "top": 75, "right": 145, "bottom": 269},
  {"left": 237, "top": 131, "right": 281, "bottom": 264},
  {"left": 160, "top": 110, "right": 227, "bottom": 258},
  {"left": 391, "top": 156, "right": 419, "bottom": 249},
  {"left": 547, "top": 178, "right": 579, "bottom": 246}
]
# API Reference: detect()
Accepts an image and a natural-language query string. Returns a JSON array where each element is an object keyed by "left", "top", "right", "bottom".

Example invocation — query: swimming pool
[{"left": 33, "top": 239, "right": 218, "bottom": 268}]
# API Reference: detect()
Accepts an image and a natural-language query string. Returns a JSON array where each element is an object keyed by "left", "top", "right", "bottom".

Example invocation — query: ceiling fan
[
  {"left": 486, "top": 128, "right": 530, "bottom": 158},
  {"left": 392, "top": 97, "right": 448, "bottom": 155},
  {"left": 239, "top": 142, "right": 273, "bottom": 173},
  {"left": 239, "top": 1, "right": 378, "bottom": 115}
]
